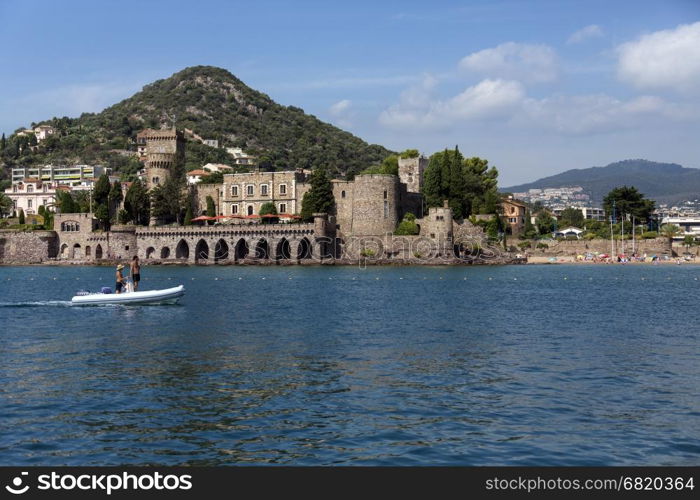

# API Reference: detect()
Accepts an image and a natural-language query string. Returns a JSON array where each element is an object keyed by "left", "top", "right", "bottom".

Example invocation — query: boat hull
[{"left": 71, "top": 285, "right": 185, "bottom": 305}]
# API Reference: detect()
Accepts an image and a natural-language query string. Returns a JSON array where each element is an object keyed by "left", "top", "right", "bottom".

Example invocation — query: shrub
[
  {"left": 536, "top": 242, "right": 549, "bottom": 250},
  {"left": 641, "top": 231, "right": 658, "bottom": 239},
  {"left": 360, "top": 248, "right": 376, "bottom": 257},
  {"left": 517, "top": 241, "right": 531, "bottom": 250}
]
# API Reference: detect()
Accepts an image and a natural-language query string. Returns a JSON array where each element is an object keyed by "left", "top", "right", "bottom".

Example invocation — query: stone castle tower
[
  {"left": 398, "top": 156, "right": 427, "bottom": 194},
  {"left": 143, "top": 128, "right": 186, "bottom": 190}
]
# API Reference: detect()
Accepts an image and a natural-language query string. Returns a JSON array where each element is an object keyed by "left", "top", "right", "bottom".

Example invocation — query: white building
[
  {"left": 186, "top": 170, "right": 208, "bottom": 185},
  {"left": 11, "top": 164, "right": 110, "bottom": 187},
  {"left": 201, "top": 163, "right": 234, "bottom": 173},
  {"left": 33, "top": 125, "right": 56, "bottom": 142},
  {"left": 5, "top": 180, "right": 59, "bottom": 216},
  {"left": 226, "top": 147, "right": 256, "bottom": 166},
  {"left": 661, "top": 216, "right": 700, "bottom": 238}
]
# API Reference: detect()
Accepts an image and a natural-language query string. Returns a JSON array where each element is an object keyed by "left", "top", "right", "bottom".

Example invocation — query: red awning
[{"left": 191, "top": 215, "right": 215, "bottom": 221}]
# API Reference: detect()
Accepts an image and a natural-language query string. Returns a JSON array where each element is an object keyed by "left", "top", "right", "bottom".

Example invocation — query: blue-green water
[{"left": 0, "top": 264, "right": 698, "bottom": 466}]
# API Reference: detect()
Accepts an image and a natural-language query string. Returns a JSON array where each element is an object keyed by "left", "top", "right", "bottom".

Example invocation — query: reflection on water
[{"left": 0, "top": 265, "right": 698, "bottom": 465}]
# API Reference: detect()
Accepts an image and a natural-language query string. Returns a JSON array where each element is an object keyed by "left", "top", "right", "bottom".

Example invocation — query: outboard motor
[{"left": 101, "top": 287, "right": 112, "bottom": 294}]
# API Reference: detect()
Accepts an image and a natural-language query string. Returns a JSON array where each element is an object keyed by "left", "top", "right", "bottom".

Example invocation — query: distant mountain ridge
[{"left": 503, "top": 159, "right": 700, "bottom": 205}]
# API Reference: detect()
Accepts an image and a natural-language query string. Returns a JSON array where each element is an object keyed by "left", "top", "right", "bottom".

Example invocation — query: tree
[
  {"left": 603, "top": 186, "right": 656, "bottom": 223},
  {"left": 523, "top": 210, "right": 537, "bottom": 239},
  {"left": 300, "top": 166, "right": 335, "bottom": 221},
  {"left": 206, "top": 195, "right": 216, "bottom": 217},
  {"left": 124, "top": 180, "right": 150, "bottom": 225},
  {"left": 683, "top": 234, "right": 695, "bottom": 251},
  {"left": 660, "top": 224, "right": 681, "bottom": 249},
  {"left": 18, "top": 208, "right": 25, "bottom": 225},
  {"left": 0, "top": 133, "right": 5, "bottom": 151},
  {"left": 0, "top": 192, "right": 12, "bottom": 217},
  {"left": 108, "top": 181, "right": 123, "bottom": 222},
  {"left": 259, "top": 201, "right": 278, "bottom": 223},
  {"left": 56, "top": 190, "right": 78, "bottom": 213},
  {"left": 558, "top": 207, "right": 584, "bottom": 228},
  {"left": 394, "top": 213, "right": 419, "bottom": 235},
  {"left": 422, "top": 151, "right": 499, "bottom": 218},
  {"left": 183, "top": 204, "right": 193, "bottom": 225},
  {"left": 536, "top": 211, "right": 556, "bottom": 236},
  {"left": 93, "top": 174, "right": 111, "bottom": 209}
]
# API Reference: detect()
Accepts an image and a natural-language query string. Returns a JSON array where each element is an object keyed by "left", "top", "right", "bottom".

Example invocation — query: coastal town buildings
[{"left": 11, "top": 165, "right": 110, "bottom": 187}]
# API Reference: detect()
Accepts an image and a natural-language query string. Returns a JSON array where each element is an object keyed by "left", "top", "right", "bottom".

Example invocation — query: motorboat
[{"left": 71, "top": 285, "right": 185, "bottom": 305}]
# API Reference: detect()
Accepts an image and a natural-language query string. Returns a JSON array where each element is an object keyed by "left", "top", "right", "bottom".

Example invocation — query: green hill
[
  {"left": 0, "top": 66, "right": 393, "bottom": 180},
  {"left": 503, "top": 159, "right": 700, "bottom": 205}
]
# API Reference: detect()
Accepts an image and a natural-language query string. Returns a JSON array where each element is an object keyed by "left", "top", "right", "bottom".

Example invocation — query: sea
[{"left": 0, "top": 264, "right": 698, "bottom": 466}]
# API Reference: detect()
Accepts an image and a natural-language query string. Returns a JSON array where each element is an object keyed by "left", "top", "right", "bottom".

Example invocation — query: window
[
  {"left": 12, "top": 185, "right": 17, "bottom": 193},
  {"left": 231, "top": 204, "right": 238, "bottom": 214},
  {"left": 247, "top": 185, "right": 254, "bottom": 196},
  {"left": 384, "top": 200, "right": 388, "bottom": 218},
  {"left": 28, "top": 199, "right": 32, "bottom": 208},
  {"left": 231, "top": 185, "right": 239, "bottom": 196},
  {"left": 279, "top": 203, "right": 287, "bottom": 213},
  {"left": 341, "top": 190, "right": 346, "bottom": 198},
  {"left": 261, "top": 184, "right": 268, "bottom": 196},
  {"left": 279, "top": 184, "right": 287, "bottom": 195},
  {"left": 43, "top": 199, "right": 48, "bottom": 206},
  {"left": 247, "top": 205, "right": 254, "bottom": 216},
  {"left": 383, "top": 190, "right": 387, "bottom": 199},
  {"left": 152, "top": 177, "right": 160, "bottom": 185},
  {"left": 27, "top": 185, "right": 33, "bottom": 193},
  {"left": 43, "top": 185, "right": 48, "bottom": 192}
]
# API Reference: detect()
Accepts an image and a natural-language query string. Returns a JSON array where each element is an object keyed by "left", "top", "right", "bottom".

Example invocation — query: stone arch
[
  {"left": 276, "top": 238, "right": 291, "bottom": 260},
  {"left": 297, "top": 237, "right": 312, "bottom": 260},
  {"left": 72, "top": 243, "right": 82, "bottom": 259},
  {"left": 247, "top": 205, "right": 254, "bottom": 216},
  {"left": 214, "top": 239, "right": 229, "bottom": 262},
  {"left": 85, "top": 245, "right": 91, "bottom": 257},
  {"left": 255, "top": 238, "right": 269, "bottom": 259},
  {"left": 195, "top": 239, "right": 209, "bottom": 262},
  {"left": 95, "top": 244, "right": 103, "bottom": 260},
  {"left": 234, "top": 238, "right": 249, "bottom": 260},
  {"left": 146, "top": 247, "right": 156, "bottom": 259},
  {"left": 160, "top": 247, "right": 170, "bottom": 259},
  {"left": 176, "top": 239, "right": 189, "bottom": 259},
  {"left": 60, "top": 243, "right": 68, "bottom": 258}
]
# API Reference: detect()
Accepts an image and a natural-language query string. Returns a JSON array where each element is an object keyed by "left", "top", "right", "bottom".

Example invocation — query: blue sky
[{"left": 1, "top": 0, "right": 699, "bottom": 185}]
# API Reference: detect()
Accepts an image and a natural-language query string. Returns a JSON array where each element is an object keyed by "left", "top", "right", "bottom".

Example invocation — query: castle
[{"left": 0, "top": 130, "right": 483, "bottom": 265}]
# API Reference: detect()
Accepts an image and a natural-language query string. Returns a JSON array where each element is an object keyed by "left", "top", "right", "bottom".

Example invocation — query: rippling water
[{"left": 0, "top": 264, "right": 698, "bottom": 465}]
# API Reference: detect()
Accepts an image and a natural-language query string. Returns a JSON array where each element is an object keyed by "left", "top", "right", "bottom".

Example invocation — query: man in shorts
[{"left": 130, "top": 255, "right": 141, "bottom": 291}]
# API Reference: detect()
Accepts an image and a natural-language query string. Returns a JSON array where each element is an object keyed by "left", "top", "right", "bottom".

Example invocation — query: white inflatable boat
[{"left": 71, "top": 285, "right": 185, "bottom": 305}]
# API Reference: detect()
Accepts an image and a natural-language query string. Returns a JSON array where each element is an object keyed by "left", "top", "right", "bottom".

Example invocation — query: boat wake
[{"left": 0, "top": 300, "right": 76, "bottom": 308}]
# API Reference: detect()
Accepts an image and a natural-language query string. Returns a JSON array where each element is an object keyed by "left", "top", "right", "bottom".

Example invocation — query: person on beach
[
  {"left": 130, "top": 255, "right": 141, "bottom": 291},
  {"left": 115, "top": 264, "right": 127, "bottom": 294}
]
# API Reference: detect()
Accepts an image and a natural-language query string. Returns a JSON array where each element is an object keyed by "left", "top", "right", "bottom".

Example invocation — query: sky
[{"left": 1, "top": 0, "right": 699, "bottom": 186}]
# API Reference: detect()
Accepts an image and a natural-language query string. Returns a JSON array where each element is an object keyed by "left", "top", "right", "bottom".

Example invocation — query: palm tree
[{"left": 660, "top": 224, "right": 681, "bottom": 252}]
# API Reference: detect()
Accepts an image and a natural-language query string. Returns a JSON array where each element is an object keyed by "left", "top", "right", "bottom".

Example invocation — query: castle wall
[
  {"left": 195, "top": 184, "right": 222, "bottom": 216},
  {"left": 398, "top": 156, "right": 427, "bottom": 194},
  {"left": 348, "top": 175, "right": 399, "bottom": 236},
  {"left": 0, "top": 230, "right": 57, "bottom": 264}
]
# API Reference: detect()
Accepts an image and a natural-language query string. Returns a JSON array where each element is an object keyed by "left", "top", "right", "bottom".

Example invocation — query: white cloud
[
  {"left": 567, "top": 25, "right": 603, "bottom": 44},
  {"left": 329, "top": 99, "right": 351, "bottom": 116},
  {"left": 379, "top": 78, "right": 525, "bottom": 128},
  {"left": 459, "top": 42, "right": 558, "bottom": 83},
  {"left": 519, "top": 93, "right": 691, "bottom": 135},
  {"left": 617, "top": 21, "right": 700, "bottom": 93}
]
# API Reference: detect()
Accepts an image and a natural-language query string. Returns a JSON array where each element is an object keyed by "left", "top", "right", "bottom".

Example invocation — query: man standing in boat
[
  {"left": 115, "top": 264, "right": 126, "bottom": 294},
  {"left": 130, "top": 255, "right": 141, "bottom": 291}
]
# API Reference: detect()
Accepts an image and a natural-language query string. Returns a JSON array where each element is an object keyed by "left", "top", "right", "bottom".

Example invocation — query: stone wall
[
  {"left": 0, "top": 230, "right": 57, "bottom": 264},
  {"left": 194, "top": 184, "right": 222, "bottom": 216},
  {"left": 530, "top": 237, "right": 671, "bottom": 256}
]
